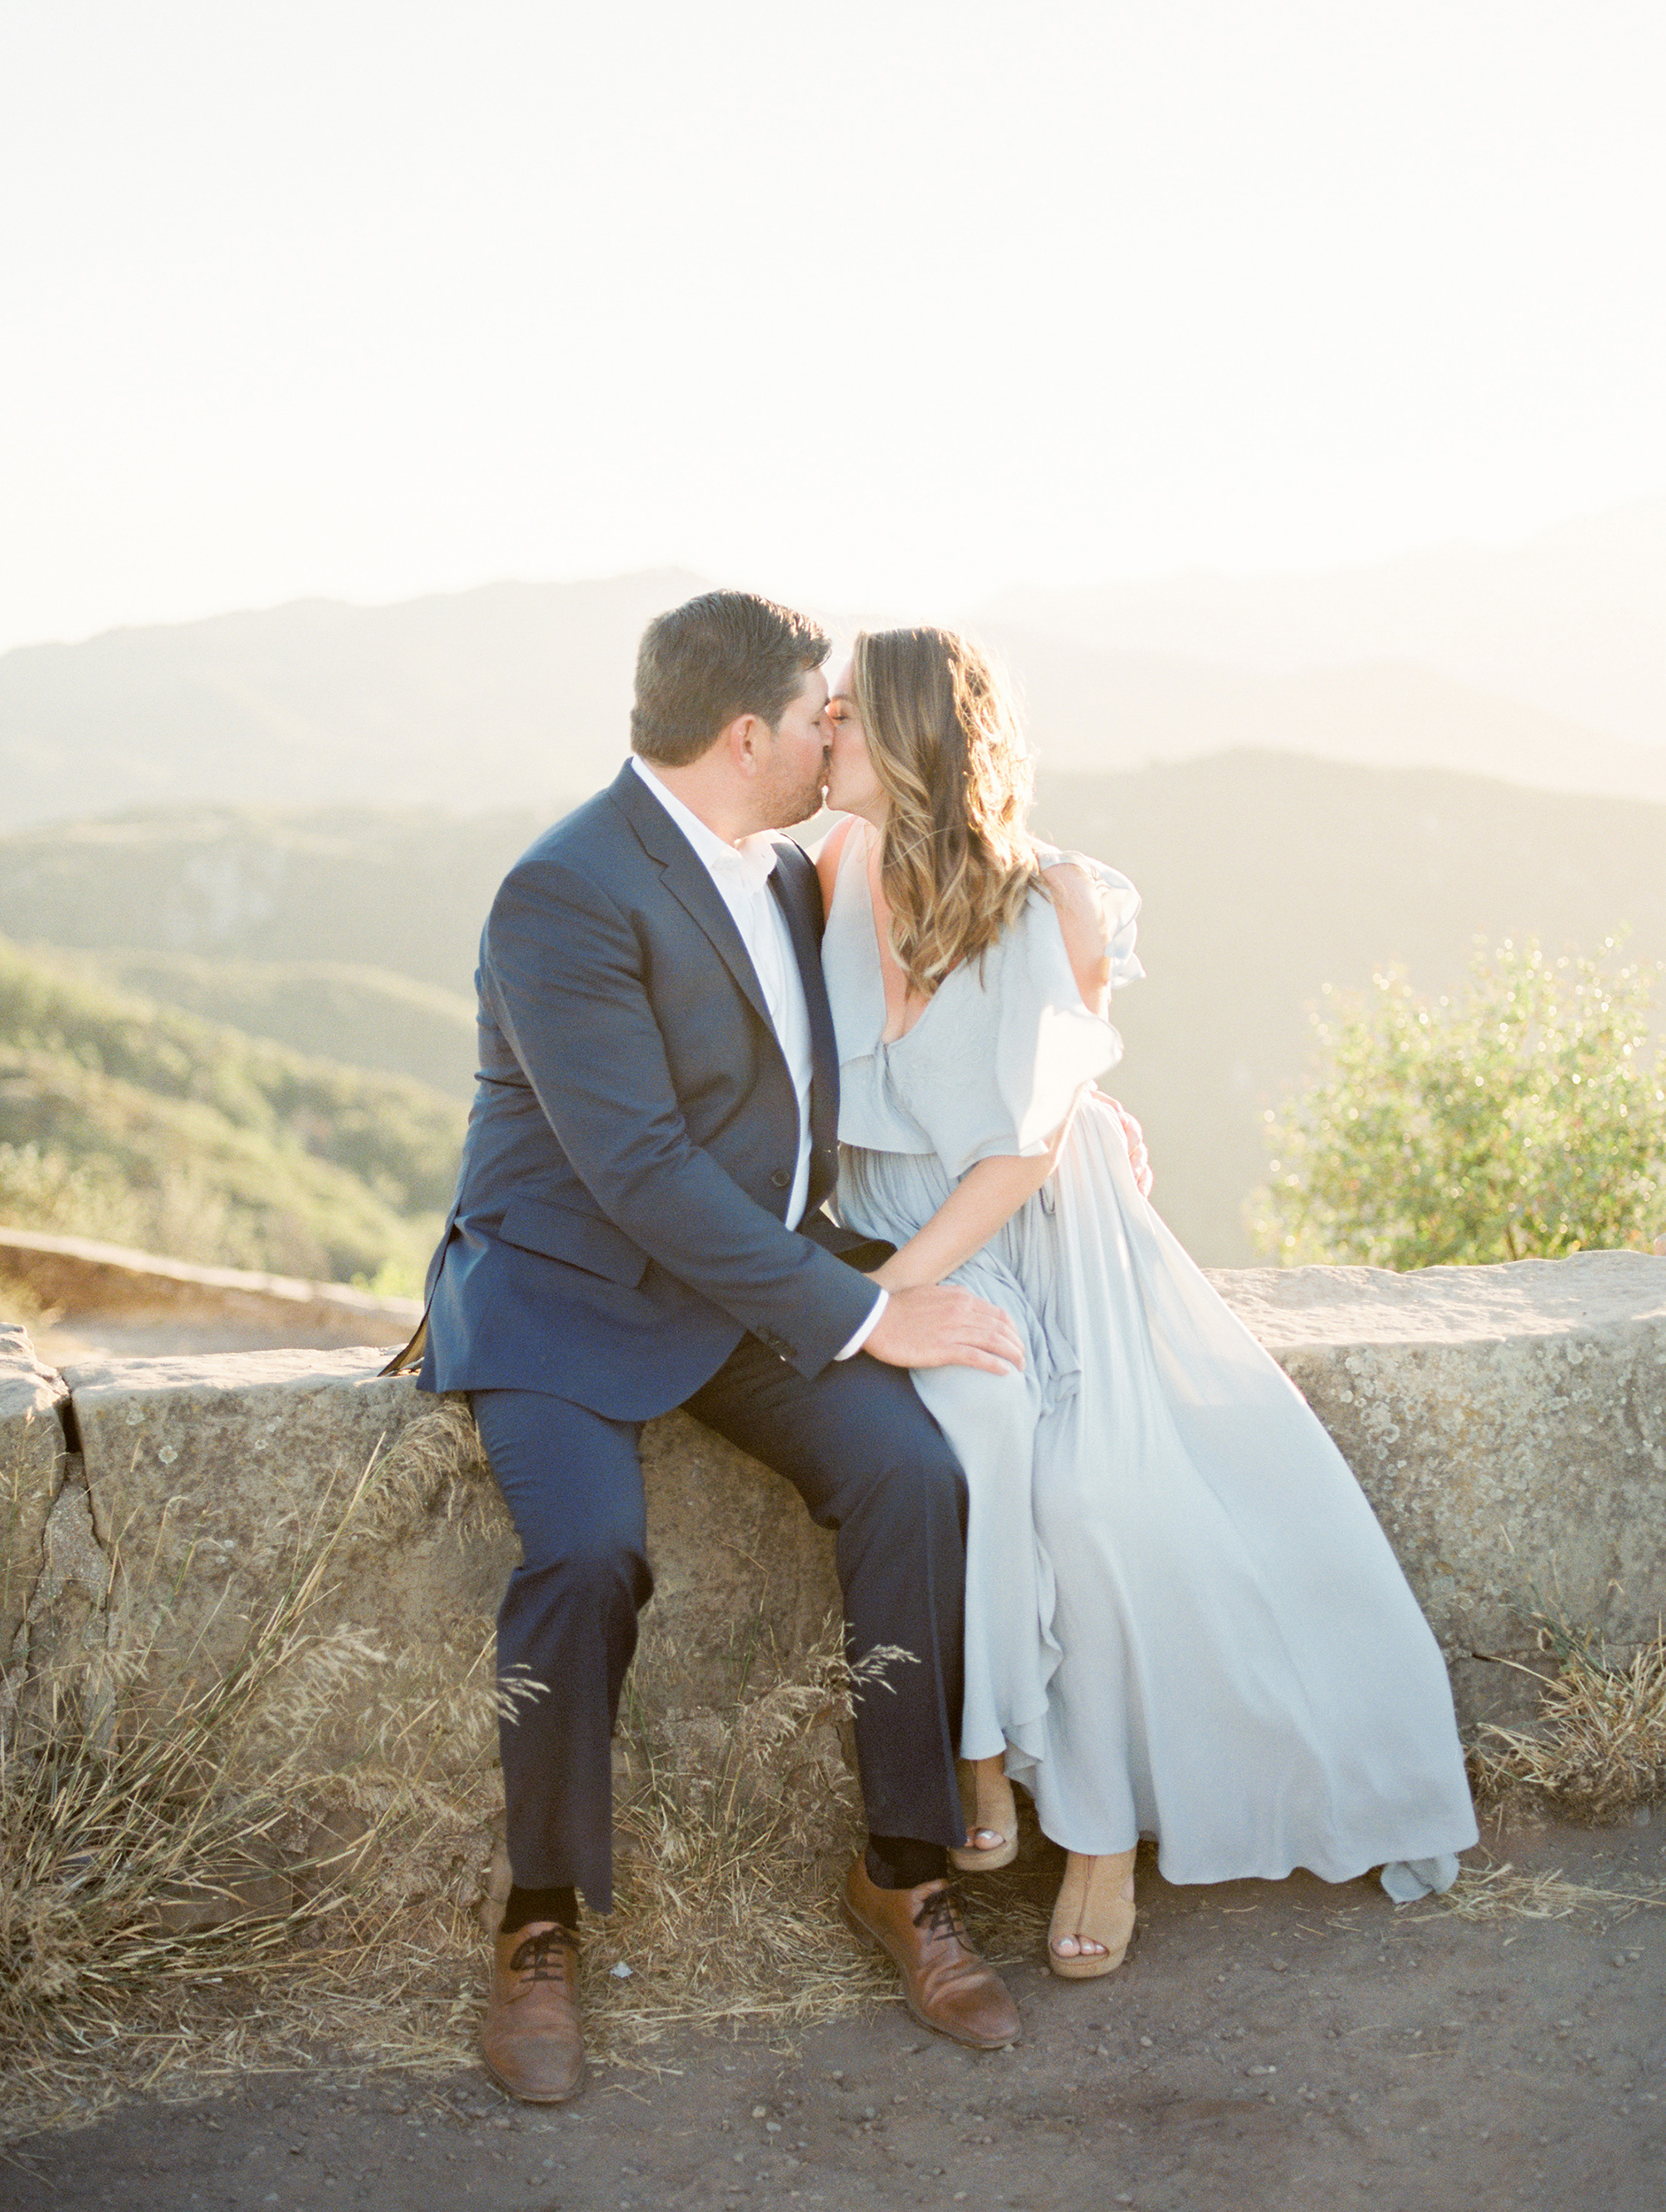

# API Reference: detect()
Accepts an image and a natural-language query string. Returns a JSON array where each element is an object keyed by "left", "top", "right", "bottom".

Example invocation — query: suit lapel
[
  {"left": 610, "top": 767, "right": 839, "bottom": 1179},
  {"left": 609, "top": 763, "right": 773, "bottom": 1029}
]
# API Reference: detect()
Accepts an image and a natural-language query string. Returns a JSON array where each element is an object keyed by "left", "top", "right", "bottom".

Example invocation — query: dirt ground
[{"left": 7, "top": 1810, "right": 1664, "bottom": 2212}]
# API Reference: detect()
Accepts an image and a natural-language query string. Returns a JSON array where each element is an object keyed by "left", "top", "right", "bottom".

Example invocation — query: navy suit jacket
[{"left": 417, "top": 761, "right": 882, "bottom": 1418}]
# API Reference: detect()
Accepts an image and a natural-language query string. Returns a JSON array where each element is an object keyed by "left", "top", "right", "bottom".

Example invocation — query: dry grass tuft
[
  {"left": 577, "top": 1630, "right": 902, "bottom": 2058},
  {"left": 349, "top": 1397, "right": 501, "bottom": 1547},
  {"left": 1471, "top": 1612, "right": 1666, "bottom": 1821},
  {"left": 581, "top": 1632, "right": 1055, "bottom": 2060},
  {"left": 0, "top": 1446, "right": 510, "bottom": 2141},
  {"left": 0, "top": 1436, "right": 945, "bottom": 2136},
  {"left": 1419, "top": 1857, "right": 1666, "bottom": 1923}
]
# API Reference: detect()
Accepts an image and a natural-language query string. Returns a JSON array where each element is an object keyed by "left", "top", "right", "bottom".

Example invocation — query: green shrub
[{"left": 1256, "top": 937, "right": 1666, "bottom": 1268}]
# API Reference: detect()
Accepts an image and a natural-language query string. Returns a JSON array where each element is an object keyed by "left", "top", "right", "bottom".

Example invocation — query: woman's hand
[{"left": 1105, "top": 1098, "right": 1153, "bottom": 1196}]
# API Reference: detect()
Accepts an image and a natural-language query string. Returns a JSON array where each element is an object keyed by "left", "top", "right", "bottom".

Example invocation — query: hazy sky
[{"left": 3, "top": 0, "right": 1664, "bottom": 651}]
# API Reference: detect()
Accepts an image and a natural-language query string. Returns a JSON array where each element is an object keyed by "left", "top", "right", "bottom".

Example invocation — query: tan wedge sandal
[
  {"left": 949, "top": 1755, "right": 1020, "bottom": 1874},
  {"left": 1047, "top": 1847, "right": 1137, "bottom": 1978}
]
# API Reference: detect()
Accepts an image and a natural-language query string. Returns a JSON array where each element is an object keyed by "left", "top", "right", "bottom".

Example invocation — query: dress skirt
[{"left": 839, "top": 1092, "right": 1479, "bottom": 1883}]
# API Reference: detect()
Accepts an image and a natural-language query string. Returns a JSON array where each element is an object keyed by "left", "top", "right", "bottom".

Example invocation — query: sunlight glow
[{"left": 2, "top": 0, "right": 1663, "bottom": 650}]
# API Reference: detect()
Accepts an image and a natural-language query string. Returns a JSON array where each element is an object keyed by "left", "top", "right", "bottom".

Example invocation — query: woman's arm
[
  {"left": 1049, "top": 858, "right": 1154, "bottom": 1193},
  {"left": 871, "top": 1121, "right": 1072, "bottom": 1292},
  {"left": 1044, "top": 859, "right": 1113, "bottom": 1016}
]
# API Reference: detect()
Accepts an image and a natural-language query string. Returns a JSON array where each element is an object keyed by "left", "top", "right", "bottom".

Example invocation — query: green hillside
[
  {"left": 0, "top": 806, "right": 546, "bottom": 998},
  {"left": 35, "top": 947, "right": 479, "bottom": 1101},
  {"left": 0, "top": 939, "right": 465, "bottom": 1288}
]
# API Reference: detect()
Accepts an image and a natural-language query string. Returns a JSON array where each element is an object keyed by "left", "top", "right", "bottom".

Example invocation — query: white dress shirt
[{"left": 630, "top": 756, "right": 885, "bottom": 1359}]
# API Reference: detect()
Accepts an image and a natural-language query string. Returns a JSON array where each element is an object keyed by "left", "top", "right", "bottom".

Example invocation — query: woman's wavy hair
[{"left": 851, "top": 626, "right": 1043, "bottom": 997}]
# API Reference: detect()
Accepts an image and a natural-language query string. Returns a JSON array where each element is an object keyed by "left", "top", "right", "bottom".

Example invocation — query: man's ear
[{"left": 726, "top": 713, "right": 766, "bottom": 779}]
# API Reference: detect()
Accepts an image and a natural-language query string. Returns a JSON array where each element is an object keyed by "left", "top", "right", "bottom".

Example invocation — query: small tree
[{"left": 1257, "top": 937, "right": 1666, "bottom": 1269}]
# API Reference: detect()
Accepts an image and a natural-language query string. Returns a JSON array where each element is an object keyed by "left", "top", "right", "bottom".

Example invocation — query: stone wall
[
  {"left": 0, "top": 1223, "right": 423, "bottom": 1358},
  {"left": 5, "top": 1252, "right": 1666, "bottom": 1776},
  {"left": 0, "top": 1323, "right": 69, "bottom": 1657}
]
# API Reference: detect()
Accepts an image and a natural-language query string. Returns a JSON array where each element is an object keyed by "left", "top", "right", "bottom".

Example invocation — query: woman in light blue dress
[{"left": 817, "top": 627, "right": 1477, "bottom": 1977}]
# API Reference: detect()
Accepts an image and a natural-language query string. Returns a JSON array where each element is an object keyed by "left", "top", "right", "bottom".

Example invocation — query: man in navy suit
[{"left": 415, "top": 590, "right": 1025, "bottom": 2097}]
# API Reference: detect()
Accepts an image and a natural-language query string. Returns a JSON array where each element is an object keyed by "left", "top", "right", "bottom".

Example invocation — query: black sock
[
  {"left": 501, "top": 1883, "right": 578, "bottom": 1936},
  {"left": 866, "top": 1836, "right": 948, "bottom": 1891}
]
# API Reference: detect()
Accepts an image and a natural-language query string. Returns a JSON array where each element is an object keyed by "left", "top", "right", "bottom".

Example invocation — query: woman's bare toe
[
  {"left": 1047, "top": 1849, "right": 1136, "bottom": 1979},
  {"left": 950, "top": 1758, "right": 1020, "bottom": 1873},
  {"left": 1048, "top": 1930, "right": 1108, "bottom": 1959}
]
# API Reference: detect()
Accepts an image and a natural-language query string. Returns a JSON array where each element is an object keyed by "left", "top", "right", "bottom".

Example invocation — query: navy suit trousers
[{"left": 471, "top": 1335, "right": 970, "bottom": 1911}]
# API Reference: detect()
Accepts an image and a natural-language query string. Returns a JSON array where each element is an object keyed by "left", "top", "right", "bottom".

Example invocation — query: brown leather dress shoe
[
  {"left": 481, "top": 1921, "right": 585, "bottom": 2102},
  {"left": 840, "top": 1856, "right": 1021, "bottom": 2050}
]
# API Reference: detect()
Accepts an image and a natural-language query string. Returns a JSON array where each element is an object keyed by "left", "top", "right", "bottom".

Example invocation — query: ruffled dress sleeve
[{"left": 880, "top": 850, "right": 1143, "bottom": 1183}]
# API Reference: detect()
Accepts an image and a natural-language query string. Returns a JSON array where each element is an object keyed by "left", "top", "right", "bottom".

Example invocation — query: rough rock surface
[
  {"left": 15, "top": 1484, "right": 114, "bottom": 1737},
  {"left": 8, "top": 1249, "right": 1666, "bottom": 1759},
  {"left": 634, "top": 1407, "right": 844, "bottom": 1709},
  {"left": 55, "top": 1350, "right": 513, "bottom": 1748},
  {"left": 1, "top": 1319, "right": 70, "bottom": 1656},
  {"left": 54, "top": 1347, "right": 843, "bottom": 1742},
  {"left": 1213, "top": 1252, "right": 1666, "bottom": 1727}
]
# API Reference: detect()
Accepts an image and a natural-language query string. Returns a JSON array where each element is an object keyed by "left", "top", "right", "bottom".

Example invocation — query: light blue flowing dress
[{"left": 825, "top": 826, "right": 1478, "bottom": 1887}]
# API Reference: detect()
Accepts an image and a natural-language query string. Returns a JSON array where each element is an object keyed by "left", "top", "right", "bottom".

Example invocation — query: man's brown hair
[{"left": 631, "top": 590, "right": 831, "bottom": 767}]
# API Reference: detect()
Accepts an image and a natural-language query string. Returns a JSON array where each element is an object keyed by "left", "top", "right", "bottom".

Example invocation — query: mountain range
[
  {"left": 2, "top": 499, "right": 1663, "bottom": 829},
  {"left": 989, "top": 497, "right": 1666, "bottom": 750}
]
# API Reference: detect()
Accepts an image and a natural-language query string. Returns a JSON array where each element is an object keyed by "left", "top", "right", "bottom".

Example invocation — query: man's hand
[
  {"left": 863, "top": 1282, "right": 1025, "bottom": 1375},
  {"left": 1106, "top": 1098, "right": 1153, "bottom": 1197}
]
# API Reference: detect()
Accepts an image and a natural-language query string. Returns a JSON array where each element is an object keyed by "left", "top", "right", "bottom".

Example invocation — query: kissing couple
[{"left": 402, "top": 589, "right": 1476, "bottom": 2100}]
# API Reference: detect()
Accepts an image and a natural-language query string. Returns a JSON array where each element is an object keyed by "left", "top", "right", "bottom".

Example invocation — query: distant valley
[{"left": 4, "top": 753, "right": 1662, "bottom": 1268}]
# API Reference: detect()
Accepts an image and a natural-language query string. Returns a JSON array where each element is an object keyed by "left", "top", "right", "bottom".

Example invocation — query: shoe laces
[
  {"left": 508, "top": 1926, "right": 575, "bottom": 1983},
  {"left": 912, "top": 1884, "right": 966, "bottom": 1943}
]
